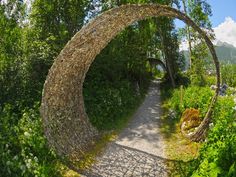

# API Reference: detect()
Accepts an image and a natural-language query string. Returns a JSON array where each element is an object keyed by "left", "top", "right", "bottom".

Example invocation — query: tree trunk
[
  {"left": 158, "top": 28, "right": 176, "bottom": 87},
  {"left": 182, "top": 0, "right": 193, "bottom": 69}
]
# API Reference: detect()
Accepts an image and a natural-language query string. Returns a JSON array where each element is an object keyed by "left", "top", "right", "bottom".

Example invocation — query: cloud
[
  {"left": 180, "top": 17, "right": 236, "bottom": 51},
  {"left": 213, "top": 17, "right": 236, "bottom": 47}
]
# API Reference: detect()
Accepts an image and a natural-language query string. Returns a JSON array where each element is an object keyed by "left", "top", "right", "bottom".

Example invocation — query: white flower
[
  {"left": 34, "top": 156, "right": 38, "bottom": 162},
  {"left": 209, "top": 123, "right": 214, "bottom": 129},
  {"left": 24, "top": 132, "right": 30, "bottom": 137},
  {"left": 13, "top": 155, "right": 18, "bottom": 160},
  {"left": 26, "top": 159, "right": 32, "bottom": 169}
]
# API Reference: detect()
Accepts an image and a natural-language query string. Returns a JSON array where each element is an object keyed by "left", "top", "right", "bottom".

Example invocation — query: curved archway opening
[
  {"left": 147, "top": 57, "right": 167, "bottom": 80},
  {"left": 40, "top": 4, "right": 220, "bottom": 164}
]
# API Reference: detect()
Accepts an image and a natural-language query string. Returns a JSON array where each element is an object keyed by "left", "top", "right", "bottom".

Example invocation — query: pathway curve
[{"left": 85, "top": 80, "right": 170, "bottom": 177}]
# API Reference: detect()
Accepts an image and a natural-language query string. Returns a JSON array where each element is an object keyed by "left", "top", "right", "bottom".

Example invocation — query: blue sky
[
  {"left": 208, "top": 0, "right": 236, "bottom": 27},
  {"left": 176, "top": 1, "right": 236, "bottom": 49},
  {"left": 175, "top": 0, "right": 236, "bottom": 28}
]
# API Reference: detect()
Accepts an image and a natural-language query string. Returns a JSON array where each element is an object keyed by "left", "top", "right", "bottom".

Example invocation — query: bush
[
  {"left": 169, "top": 86, "right": 213, "bottom": 119},
  {"left": 0, "top": 103, "right": 60, "bottom": 177},
  {"left": 221, "top": 64, "right": 236, "bottom": 87},
  {"left": 190, "top": 74, "right": 207, "bottom": 87},
  {"left": 164, "top": 85, "right": 236, "bottom": 176},
  {"left": 192, "top": 96, "right": 236, "bottom": 176},
  {"left": 84, "top": 78, "right": 147, "bottom": 130}
]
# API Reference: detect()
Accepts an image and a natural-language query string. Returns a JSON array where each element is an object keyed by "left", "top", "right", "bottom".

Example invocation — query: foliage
[
  {"left": 83, "top": 26, "right": 152, "bottom": 130},
  {"left": 2, "top": 0, "right": 232, "bottom": 176},
  {"left": 189, "top": 42, "right": 210, "bottom": 86},
  {"left": 1, "top": 0, "right": 163, "bottom": 175},
  {"left": 0, "top": 1, "right": 25, "bottom": 105},
  {"left": 221, "top": 64, "right": 236, "bottom": 87},
  {"left": 0, "top": 103, "right": 60, "bottom": 176},
  {"left": 168, "top": 86, "right": 213, "bottom": 119},
  {"left": 192, "top": 96, "right": 236, "bottom": 177},
  {"left": 179, "top": 0, "right": 213, "bottom": 85},
  {"left": 162, "top": 81, "right": 236, "bottom": 176}
]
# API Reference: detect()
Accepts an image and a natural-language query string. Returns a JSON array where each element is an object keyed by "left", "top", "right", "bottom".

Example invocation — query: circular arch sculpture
[
  {"left": 40, "top": 4, "right": 220, "bottom": 161},
  {"left": 147, "top": 58, "right": 167, "bottom": 72},
  {"left": 147, "top": 58, "right": 167, "bottom": 79}
]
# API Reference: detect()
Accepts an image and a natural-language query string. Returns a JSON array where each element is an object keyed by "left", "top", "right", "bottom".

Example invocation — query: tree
[
  {"left": 20, "top": 0, "right": 91, "bottom": 101},
  {"left": 0, "top": 0, "right": 26, "bottom": 105},
  {"left": 180, "top": 0, "right": 212, "bottom": 71}
]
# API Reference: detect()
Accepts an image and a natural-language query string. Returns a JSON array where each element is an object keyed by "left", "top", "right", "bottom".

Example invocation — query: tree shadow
[
  {"left": 78, "top": 81, "right": 196, "bottom": 176},
  {"left": 81, "top": 143, "right": 194, "bottom": 177}
]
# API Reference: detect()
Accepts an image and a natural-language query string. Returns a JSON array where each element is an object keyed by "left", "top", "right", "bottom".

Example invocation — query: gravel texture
[{"left": 85, "top": 80, "right": 169, "bottom": 177}]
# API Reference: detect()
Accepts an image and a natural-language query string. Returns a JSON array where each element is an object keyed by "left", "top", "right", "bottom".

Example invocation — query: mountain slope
[{"left": 182, "top": 42, "right": 236, "bottom": 65}]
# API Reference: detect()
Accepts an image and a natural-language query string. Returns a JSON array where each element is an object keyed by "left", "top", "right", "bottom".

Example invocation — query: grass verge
[{"left": 160, "top": 86, "right": 200, "bottom": 176}]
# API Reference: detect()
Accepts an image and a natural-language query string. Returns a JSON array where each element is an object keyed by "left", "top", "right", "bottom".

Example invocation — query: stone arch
[{"left": 40, "top": 4, "right": 220, "bottom": 160}]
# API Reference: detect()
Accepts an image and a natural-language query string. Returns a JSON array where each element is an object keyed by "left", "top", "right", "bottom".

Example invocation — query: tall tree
[
  {"left": 21, "top": 0, "right": 91, "bottom": 100},
  {"left": 182, "top": 0, "right": 193, "bottom": 68},
  {"left": 180, "top": 0, "right": 212, "bottom": 70},
  {"left": 0, "top": 0, "right": 26, "bottom": 105}
]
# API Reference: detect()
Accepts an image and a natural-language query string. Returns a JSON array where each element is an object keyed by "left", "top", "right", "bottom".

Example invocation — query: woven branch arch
[
  {"left": 40, "top": 4, "right": 220, "bottom": 160},
  {"left": 147, "top": 58, "right": 167, "bottom": 71}
]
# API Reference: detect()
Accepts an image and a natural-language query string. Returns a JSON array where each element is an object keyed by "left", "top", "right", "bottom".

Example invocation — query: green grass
[
  {"left": 160, "top": 80, "right": 236, "bottom": 176},
  {"left": 160, "top": 84, "right": 201, "bottom": 176},
  {"left": 160, "top": 109, "right": 200, "bottom": 161}
]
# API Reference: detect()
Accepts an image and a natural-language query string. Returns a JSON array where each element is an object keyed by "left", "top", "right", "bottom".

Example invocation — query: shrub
[
  {"left": 169, "top": 86, "right": 213, "bottom": 119},
  {"left": 0, "top": 103, "right": 60, "bottom": 177},
  {"left": 164, "top": 85, "right": 236, "bottom": 176},
  {"left": 83, "top": 79, "right": 146, "bottom": 130},
  {"left": 192, "top": 96, "right": 236, "bottom": 176},
  {"left": 221, "top": 64, "right": 236, "bottom": 87}
]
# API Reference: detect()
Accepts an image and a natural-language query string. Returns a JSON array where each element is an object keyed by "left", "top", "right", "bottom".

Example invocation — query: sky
[
  {"left": 207, "top": 0, "right": 236, "bottom": 27},
  {"left": 175, "top": 0, "right": 236, "bottom": 50}
]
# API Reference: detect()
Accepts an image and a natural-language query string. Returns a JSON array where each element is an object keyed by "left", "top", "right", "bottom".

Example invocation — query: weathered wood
[
  {"left": 40, "top": 4, "right": 220, "bottom": 166},
  {"left": 147, "top": 58, "right": 167, "bottom": 72}
]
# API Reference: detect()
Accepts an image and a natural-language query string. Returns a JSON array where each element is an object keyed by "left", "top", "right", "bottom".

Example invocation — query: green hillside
[
  {"left": 182, "top": 42, "right": 236, "bottom": 66},
  {"left": 215, "top": 42, "right": 236, "bottom": 64}
]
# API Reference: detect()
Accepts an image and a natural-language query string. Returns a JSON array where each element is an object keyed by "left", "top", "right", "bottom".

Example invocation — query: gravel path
[{"left": 85, "top": 80, "right": 169, "bottom": 177}]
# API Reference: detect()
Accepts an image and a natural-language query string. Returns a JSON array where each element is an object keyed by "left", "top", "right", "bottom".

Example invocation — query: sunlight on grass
[
  {"left": 161, "top": 113, "right": 199, "bottom": 160},
  {"left": 58, "top": 96, "right": 146, "bottom": 176},
  {"left": 160, "top": 104, "right": 200, "bottom": 176}
]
